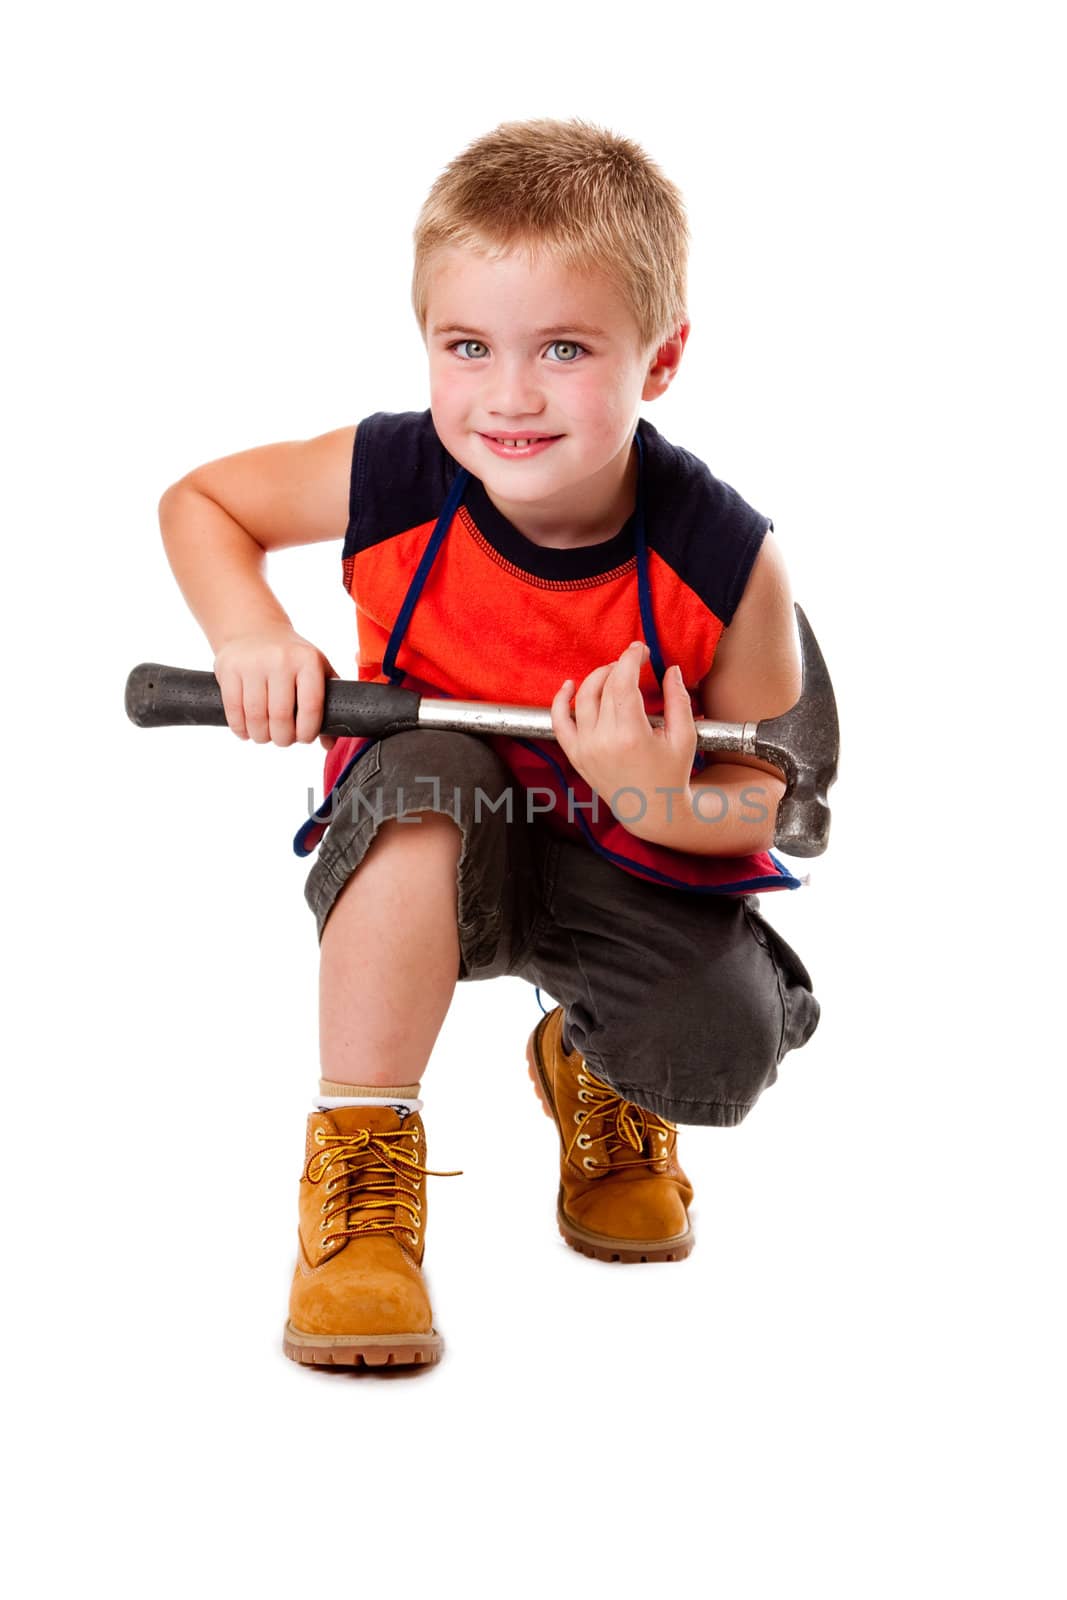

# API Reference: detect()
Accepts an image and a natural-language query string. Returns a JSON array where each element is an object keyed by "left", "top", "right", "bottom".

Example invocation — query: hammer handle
[
  {"left": 125, "top": 662, "right": 755, "bottom": 754},
  {"left": 124, "top": 664, "right": 422, "bottom": 739}
]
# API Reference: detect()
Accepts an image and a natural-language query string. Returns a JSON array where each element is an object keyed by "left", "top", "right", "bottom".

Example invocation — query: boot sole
[
  {"left": 525, "top": 1015, "right": 695, "bottom": 1265},
  {"left": 282, "top": 1323, "right": 443, "bottom": 1368}
]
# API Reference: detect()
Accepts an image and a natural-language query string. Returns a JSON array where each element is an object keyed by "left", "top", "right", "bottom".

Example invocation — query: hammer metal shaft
[{"left": 417, "top": 695, "right": 758, "bottom": 755}]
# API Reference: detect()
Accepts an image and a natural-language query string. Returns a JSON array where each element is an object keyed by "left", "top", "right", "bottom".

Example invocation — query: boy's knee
[
  {"left": 381, "top": 728, "right": 509, "bottom": 790},
  {"left": 587, "top": 965, "right": 783, "bottom": 1120}
]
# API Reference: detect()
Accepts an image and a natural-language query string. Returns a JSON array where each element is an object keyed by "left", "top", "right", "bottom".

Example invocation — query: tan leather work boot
[
  {"left": 283, "top": 1105, "right": 459, "bottom": 1368},
  {"left": 526, "top": 1006, "right": 694, "bottom": 1262}
]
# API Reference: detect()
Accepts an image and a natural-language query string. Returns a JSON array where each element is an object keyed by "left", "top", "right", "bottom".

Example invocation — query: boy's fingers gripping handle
[{"left": 124, "top": 664, "right": 422, "bottom": 738}]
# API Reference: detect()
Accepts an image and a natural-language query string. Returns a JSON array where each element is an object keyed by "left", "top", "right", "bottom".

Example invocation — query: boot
[
  {"left": 283, "top": 1104, "right": 459, "bottom": 1367},
  {"left": 526, "top": 1006, "right": 694, "bottom": 1262}
]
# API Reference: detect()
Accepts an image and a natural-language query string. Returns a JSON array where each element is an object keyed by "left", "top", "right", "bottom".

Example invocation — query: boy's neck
[{"left": 481, "top": 437, "right": 639, "bottom": 550}]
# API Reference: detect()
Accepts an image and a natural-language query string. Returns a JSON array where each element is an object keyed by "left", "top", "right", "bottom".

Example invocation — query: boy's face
[{"left": 424, "top": 244, "right": 687, "bottom": 538}]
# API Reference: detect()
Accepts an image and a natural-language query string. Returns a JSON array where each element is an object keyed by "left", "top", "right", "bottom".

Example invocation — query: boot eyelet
[
  {"left": 320, "top": 1201, "right": 329, "bottom": 1214},
  {"left": 576, "top": 1134, "right": 592, "bottom": 1149},
  {"left": 582, "top": 1157, "right": 596, "bottom": 1170},
  {"left": 658, "top": 1131, "right": 668, "bottom": 1141},
  {"left": 578, "top": 1091, "right": 591, "bottom": 1103},
  {"left": 314, "top": 1128, "right": 325, "bottom": 1145},
  {"left": 319, "top": 1219, "right": 328, "bottom": 1231},
  {"left": 573, "top": 1111, "right": 585, "bottom": 1124},
  {"left": 577, "top": 1074, "right": 588, "bottom": 1085}
]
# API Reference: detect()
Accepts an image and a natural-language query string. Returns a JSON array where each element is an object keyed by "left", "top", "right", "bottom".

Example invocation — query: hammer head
[{"left": 756, "top": 604, "right": 839, "bottom": 858}]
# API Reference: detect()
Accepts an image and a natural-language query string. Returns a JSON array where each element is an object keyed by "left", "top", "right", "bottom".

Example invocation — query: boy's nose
[{"left": 485, "top": 359, "right": 544, "bottom": 418}]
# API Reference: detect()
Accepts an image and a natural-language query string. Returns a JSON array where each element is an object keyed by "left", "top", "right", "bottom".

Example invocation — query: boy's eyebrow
[{"left": 431, "top": 321, "right": 608, "bottom": 339}]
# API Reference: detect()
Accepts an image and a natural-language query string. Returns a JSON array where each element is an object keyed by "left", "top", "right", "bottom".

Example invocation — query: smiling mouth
[{"left": 480, "top": 433, "right": 562, "bottom": 449}]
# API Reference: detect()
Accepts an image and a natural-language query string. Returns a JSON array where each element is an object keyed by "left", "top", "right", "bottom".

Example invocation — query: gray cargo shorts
[{"left": 303, "top": 730, "right": 820, "bottom": 1127}]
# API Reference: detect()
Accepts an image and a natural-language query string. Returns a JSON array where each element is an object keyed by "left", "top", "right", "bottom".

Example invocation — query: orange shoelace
[
  {"left": 565, "top": 1068, "right": 678, "bottom": 1175},
  {"left": 307, "top": 1126, "right": 462, "bottom": 1249}
]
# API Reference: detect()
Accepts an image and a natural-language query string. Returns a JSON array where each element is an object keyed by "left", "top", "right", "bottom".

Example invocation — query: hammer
[{"left": 125, "top": 603, "right": 838, "bottom": 857}]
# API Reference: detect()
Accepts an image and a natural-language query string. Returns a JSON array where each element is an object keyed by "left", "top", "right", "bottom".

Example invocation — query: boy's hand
[
  {"left": 550, "top": 642, "right": 697, "bottom": 820},
  {"left": 213, "top": 625, "right": 340, "bottom": 750}
]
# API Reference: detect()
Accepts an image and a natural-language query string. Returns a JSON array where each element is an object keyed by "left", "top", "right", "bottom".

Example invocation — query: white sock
[{"left": 315, "top": 1094, "right": 423, "bottom": 1117}]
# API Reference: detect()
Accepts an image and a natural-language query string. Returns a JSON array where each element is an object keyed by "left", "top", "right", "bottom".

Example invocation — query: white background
[{"left": 4, "top": 2, "right": 1063, "bottom": 1594}]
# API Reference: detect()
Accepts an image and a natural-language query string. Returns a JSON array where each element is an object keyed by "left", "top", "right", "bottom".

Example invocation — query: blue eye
[{"left": 547, "top": 341, "right": 585, "bottom": 363}]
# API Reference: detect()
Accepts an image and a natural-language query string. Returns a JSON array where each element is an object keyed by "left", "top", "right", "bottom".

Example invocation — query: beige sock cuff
[{"left": 318, "top": 1078, "right": 422, "bottom": 1099}]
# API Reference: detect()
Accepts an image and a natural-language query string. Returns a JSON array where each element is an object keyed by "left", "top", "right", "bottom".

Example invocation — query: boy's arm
[
  {"left": 627, "top": 534, "right": 801, "bottom": 855},
  {"left": 157, "top": 424, "right": 356, "bottom": 745},
  {"left": 157, "top": 425, "right": 356, "bottom": 653},
  {"left": 693, "top": 532, "right": 800, "bottom": 848}
]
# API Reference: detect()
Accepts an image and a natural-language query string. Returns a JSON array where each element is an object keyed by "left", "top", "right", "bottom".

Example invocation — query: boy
[{"left": 158, "top": 117, "right": 821, "bottom": 1369}]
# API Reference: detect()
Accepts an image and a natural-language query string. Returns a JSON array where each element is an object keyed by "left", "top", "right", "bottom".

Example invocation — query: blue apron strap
[
  {"left": 382, "top": 466, "right": 470, "bottom": 686},
  {"left": 384, "top": 438, "right": 665, "bottom": 693},
  {"left": 632, "top": 427, "right": 666, "bottom": 691}
]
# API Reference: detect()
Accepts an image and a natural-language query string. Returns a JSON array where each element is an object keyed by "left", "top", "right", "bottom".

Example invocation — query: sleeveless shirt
[{"left": 292, "top": 409, "right": 803, "bottom": 896}]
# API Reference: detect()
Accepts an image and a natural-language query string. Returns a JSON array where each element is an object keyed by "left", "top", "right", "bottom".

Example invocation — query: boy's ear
[{"left": 642, "top": 321, "right": 691, "bottom": 400}]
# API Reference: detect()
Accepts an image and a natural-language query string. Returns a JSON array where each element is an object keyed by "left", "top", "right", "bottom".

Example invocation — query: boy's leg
[
  {"left": 515, "top": 836, "right": 821, "bottom": 1261},
  {"left": 521, "top": 836, "right": 820, "bottom": 1128},
  {"left": 287, "top": 731, "right": 533, "bottom": 1368},
  {"left": 285, "top": 812, "right": 461, "bottom": 1368},
  {"left": 318, "top": 810, "right": 461, "bottom": 1087}
]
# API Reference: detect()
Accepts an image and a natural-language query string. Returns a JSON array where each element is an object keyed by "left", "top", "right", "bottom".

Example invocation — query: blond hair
[{"left": 411, "top": 117, "right": 689, "bottom": 354}]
